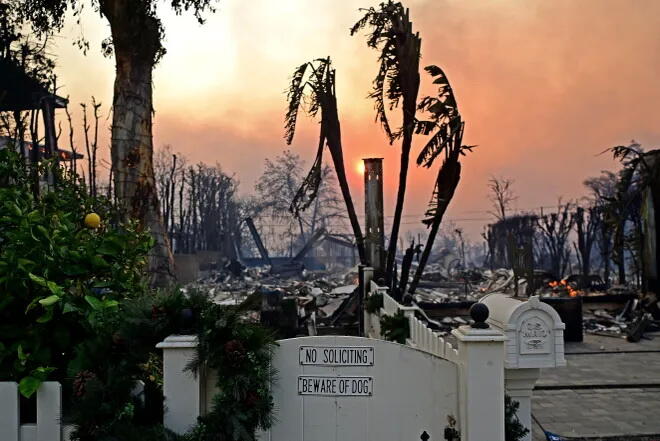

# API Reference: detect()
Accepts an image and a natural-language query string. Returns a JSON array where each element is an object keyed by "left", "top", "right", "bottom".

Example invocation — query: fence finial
[{"left": 470, "top": 303, "right": 490, "bottom": 329}]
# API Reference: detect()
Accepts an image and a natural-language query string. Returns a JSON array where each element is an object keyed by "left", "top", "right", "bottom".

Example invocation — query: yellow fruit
[{"left": 84, "top": 213, "right": 101, "bottom": 229}]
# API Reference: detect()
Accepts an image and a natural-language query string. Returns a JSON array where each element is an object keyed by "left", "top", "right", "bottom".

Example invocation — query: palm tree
[
  {"left": 351, "top": 1, "right": 421, "bottom": 282},
  {"left": 408, "top": 65, "right": 474, "bottom": 294},
  {"left": 284, "top": 57, "right": 365, "bottom": 261}
]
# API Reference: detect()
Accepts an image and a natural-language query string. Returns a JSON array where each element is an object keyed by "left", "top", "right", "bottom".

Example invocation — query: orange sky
[{"left": 51, "top": 0, "right": 660, "bottom": 240}]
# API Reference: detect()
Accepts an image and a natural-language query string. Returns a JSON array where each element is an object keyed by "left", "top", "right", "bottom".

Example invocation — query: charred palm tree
[
  {"left": 284, "top": 57, "right": 365, "bottom": 261},
  {"left": 351, "top": 1, "right": 421, "bottom": 282},
  {"left": 408, "top": 66, "right": 474, "bottom": 294}
]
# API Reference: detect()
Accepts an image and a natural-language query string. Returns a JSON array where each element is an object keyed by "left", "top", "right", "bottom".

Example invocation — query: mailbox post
[{"left": 480, "top": 295, "right": 566, "bottom": 441}]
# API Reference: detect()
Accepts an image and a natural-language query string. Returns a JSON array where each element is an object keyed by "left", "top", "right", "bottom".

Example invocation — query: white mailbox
[
  {"left": 480, "top": 294, "right": 567, "bottom": 441},
  {"left": 480, "top": 294, "right": 566, "bottom": 369}
]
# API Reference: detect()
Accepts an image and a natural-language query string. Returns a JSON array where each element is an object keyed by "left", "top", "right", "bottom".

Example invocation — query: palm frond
[
  {"left": 284, "top": 62, "right": 310, "bottom": 144},
  {"left": 352, "top": 1, "right": 420, "bottom": 144},
  {"left": 368, "top": 57, "right": 397, "bottom": 142},
  {"left": 415, "top": 65, "right": 467, "bottom": 168},
  {"left": 290, "top": 132, "right": 325, "bottom": 218}
]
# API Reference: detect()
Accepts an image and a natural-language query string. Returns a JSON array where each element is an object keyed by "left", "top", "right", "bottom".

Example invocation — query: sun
[{"left": 356, "top": 161, "right": 366, "bottom": 175}]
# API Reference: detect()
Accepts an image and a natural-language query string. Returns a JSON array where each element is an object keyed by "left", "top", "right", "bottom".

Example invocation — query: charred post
[{"left": 364, "top": 158, "right": 385, "bottom": 280}]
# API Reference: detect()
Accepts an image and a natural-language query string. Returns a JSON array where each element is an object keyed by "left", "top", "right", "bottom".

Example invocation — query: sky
[{"left": 50, "top": 0, "right": 660, "bottom": 241}]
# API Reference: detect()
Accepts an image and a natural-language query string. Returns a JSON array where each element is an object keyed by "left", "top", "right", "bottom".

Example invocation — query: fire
[{"left": 548, "top": 279, "right": 580, "bottom": 297}]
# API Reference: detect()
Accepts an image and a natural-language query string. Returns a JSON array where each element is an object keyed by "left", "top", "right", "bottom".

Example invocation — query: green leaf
[
  {"left": 103, "top": 299, "right": 119, "bottom": 309},
  {"left": 62, "top": 302, "right": 78, "bottom": 314},
  {"left": 84, "top": 295, "right": 103, "bottom": 310},
  {"left": 17, "top": 344, "right": 27, "bottom": 361},
  {"left": 18, "top": 259, "right": 36, "bottom": 271},
  {"left": 25, "top": 297, "right": 40, "bottom": 313},
  {"left": 32, "top": 366, "right": 55, "bottom": 380},
  {"left": 38, "top": 295, "right": 60, "bottom": 306},
  {"left": 36, "top": 308, "right": 54, "bottom": 323},
  {"left": 19, "top": 376, "right": 41, "bottom": 398},
  {"left": 36, "top": 225, "right": 50, "bottom": 238},
  {"left": 46, "top": 281, "right": 64, "bottom": 296},
  {"left": 28, "top": 273, "right": 48, "bottom": 287}
]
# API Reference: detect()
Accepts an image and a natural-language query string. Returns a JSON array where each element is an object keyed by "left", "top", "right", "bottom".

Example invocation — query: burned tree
[
  {"left": 573, "top": 206, "right": 599, "bottom": 289},
  {"left": 537, "top": 201, "right": 574, "bottom": 280},
  {"left": 284, "top": 57, "right": 365, "bottom": 262},
  {"left": 154, "top": 147, "right": 242, "bottom": 258},
  {"left": 253, "top": 150, "right": 345, "bottom": 256},
  {"left": 488, "top": 176, "right": 517, "bottom": 221},
  {"left": 584, "top": 171, "right": 617, "bottom": 287},
  {"left": 608, "top": 144, "right": 652, "bottom": 292},
  {"left": 408, "top": 65, "right": 474, "bottom": 294},
  {"left": 351, "top": 1, "right": 422, "bottom": 281},
  {"left": 485, "top": 214, "right": 538, "bottom": 270},
  {"left": 79, "top": 97, "right": 102, "bottom": 196}
]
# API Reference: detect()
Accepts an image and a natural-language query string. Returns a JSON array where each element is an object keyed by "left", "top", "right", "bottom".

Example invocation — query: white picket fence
[
  {"left": 0, "top": 381, "right": 74, "bottom": 441},
  {"left": 367, "top": 280, "right": 459, "bottom": 363}
]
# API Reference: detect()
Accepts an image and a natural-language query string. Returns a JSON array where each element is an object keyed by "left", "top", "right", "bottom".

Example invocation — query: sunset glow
[
  {"left": 51, "top": 0, "right": 660, "bottom": 238},
  {"left": 357, "top": 161, "right": 366, "bottom": 176}
]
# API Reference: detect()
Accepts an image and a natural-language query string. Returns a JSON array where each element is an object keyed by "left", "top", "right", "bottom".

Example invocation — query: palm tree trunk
[
  {"left": 102, "top": 0, "right": 174, "bottom": 286},
  {"left": 323, "top": 100, "right": 366, "bottom": 262},
  {"left": 385, "top": 73, "right": 420, "bottom": 283},
  {"left": 409, "top": 159, "right": 462, "bottom": 294},
  {"left": 386, "top": 142, "right": 411, "bottom": 280}
]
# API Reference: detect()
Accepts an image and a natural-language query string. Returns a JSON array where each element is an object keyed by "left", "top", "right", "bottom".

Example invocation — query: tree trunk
[
  {"left": 101, "top": 0, "right": 174, "bottom": 286},
  {"left": 614, "top": 221, "right": 627, "bottom": 285},
  {"left": 601, "top": 222, "right": 612, "bottom": 288},
  {"left": 385, "top": 69, "right": 420, "bottom": 284},
  {"left": 323, "top": 97, "right": 366, "bottom": 262},
  {"left": 409, "top": 159, "right": 462, "bottom": 294}
]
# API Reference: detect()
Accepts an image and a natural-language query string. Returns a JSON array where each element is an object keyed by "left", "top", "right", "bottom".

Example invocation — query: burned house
[{"left": 0, "top": 57, "right": 70, "bottom": 169}]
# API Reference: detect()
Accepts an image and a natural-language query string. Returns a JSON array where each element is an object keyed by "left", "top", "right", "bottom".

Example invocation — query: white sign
[
  {"left": 299, "top": 346, "right": 374, "bottom": 366},
  {"left": 298, "top": 375, "right": 373, "bottom": 396}
]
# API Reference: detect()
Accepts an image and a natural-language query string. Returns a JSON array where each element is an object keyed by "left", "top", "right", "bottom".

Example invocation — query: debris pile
[{"left": 183, "top": 261, "right": 361, "bottom": 335}]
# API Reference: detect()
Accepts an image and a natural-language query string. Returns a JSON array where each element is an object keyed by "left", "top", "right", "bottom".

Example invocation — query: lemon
[{"left": 84, "top": 213, "right": 101, "bottom": 229}]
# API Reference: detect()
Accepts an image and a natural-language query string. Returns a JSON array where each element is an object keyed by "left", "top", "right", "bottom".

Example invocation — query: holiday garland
[
  {"left": 66, "top": 289, "right": 277, "bottom": 441},
  {"left": 183, "top": 302, "right": 277, "bottom": 441}
]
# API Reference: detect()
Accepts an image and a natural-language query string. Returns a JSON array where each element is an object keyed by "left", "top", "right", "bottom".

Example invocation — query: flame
[{"left": 548, "top": 279, "right": 580, "bottom": 297}]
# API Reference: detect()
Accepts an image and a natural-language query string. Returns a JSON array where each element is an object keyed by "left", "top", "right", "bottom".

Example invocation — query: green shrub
[
  {"left": 0, "top": 149, "right": 153, "bottom": 396},
  {"left": 505, "top": 395, "right": 529, "bottom": 441},
  {"left": 67, "top": 288, "right": 277, "bottom": 441},
  {"left": 365, "top": 292, "right": 383, "bottom": 314},
  {"left": 380, "top": 310, "right": 410, "bottom": 344},
  {"left": 184, "top": 299, "right": 277, "bottom": 441}
]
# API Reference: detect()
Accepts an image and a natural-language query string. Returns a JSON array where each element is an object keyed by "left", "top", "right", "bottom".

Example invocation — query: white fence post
[
  {"left": 0, "top": 382, "right": 19, "bottom": 441},
  {"left": 156, "top": 335, "right": 202, "bottom": 435},
  {"left": 37, "top": 381, "right": 61, "bottom": 441},
  {"left": 453, "top": 309, "right": 506, "bottom": 441},
  {"left": 362, "top": 267, "right": 375, "bottom": 337},
  {"left": 504, "top": 368, "right": 540, "bottom": 441}
]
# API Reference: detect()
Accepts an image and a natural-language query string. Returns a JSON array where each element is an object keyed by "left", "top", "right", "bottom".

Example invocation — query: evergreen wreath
[
  {"left": 66, "top": 289, "right": 277, "bottom": 441},
  {"left": 380, "top": 310, "right": 410, "bottom": 344},
  {"left": 184, "top": 302, "right": 277, "bottom": 441}
]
